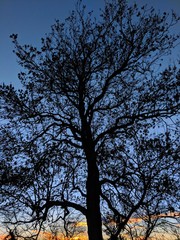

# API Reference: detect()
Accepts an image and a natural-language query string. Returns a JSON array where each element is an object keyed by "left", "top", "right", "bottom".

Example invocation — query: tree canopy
[{"left": 0, "top": 0, "right": 179, "bottom": 239}]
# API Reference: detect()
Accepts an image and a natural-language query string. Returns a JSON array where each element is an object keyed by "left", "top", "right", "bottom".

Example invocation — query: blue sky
[{"left": 0, "top": 0, "right": 179, "bottom": 89}]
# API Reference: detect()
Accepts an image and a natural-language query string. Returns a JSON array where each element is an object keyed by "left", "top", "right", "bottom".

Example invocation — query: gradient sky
[{"left": 0, "top": 0, "right": 179, "bottom": 89}]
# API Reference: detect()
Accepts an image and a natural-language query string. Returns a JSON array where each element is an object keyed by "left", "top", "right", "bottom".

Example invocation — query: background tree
[
  {"left": 58, "top": 209, "right": 86, "bottom": 240},
  {"left": 120, "top": 205, "right": 180, "bottom": 240},
  {"left": 101, "top": 130, "right": 179, "bottom": 240},
  {"left": 0, "top": 0, "right": 179, "bottom": 239}
]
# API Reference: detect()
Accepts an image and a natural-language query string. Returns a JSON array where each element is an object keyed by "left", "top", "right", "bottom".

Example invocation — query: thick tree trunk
[
  {"left": 82, "top": 129, "right": 103, "bottom": 240},
  {"left": 86, "top": 157, "right": 103, "bottom": 240},
  {"left": 79, "top": 95, "right": 103, "bottom": 240},
  {"left": 109, "top": 235, "right": 119, "bottom": 240}
]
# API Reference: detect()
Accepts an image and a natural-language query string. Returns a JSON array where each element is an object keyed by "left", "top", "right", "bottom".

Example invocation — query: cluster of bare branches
[{"left": 0, "top": 0, "right": 179, "bottom": 239}]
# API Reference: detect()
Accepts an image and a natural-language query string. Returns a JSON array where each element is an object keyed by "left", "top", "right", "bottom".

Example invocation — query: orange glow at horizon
[
  {"left": 75, "top": 221, "right": 87, "bottom": 227},
  {"left": 0, "top": 212, "right": 179, "bottom": 240},
  {"left": 0, "top": 235, "right": 8, "bottom": 240},
  {"left": 31, "top": 230, "right": 88, "bottom": 240},
  {"left": 0, "top": 231, "right": 179, "bottom": 240}
]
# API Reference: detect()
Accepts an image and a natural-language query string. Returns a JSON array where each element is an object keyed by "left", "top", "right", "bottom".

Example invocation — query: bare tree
[
  {"left": 101, "top": 130, "right": 179, "bottom": 240},
  {"left": 0, "top": 0, "right": 179, "bottom": 239},
  {"left": 5, "top": 231, "right": 16, "bottom": 240}
]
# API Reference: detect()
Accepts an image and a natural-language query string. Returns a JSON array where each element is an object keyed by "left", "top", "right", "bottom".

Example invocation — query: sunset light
[{"left": 0, "top": 0, "right": 179, "bottom": 240}]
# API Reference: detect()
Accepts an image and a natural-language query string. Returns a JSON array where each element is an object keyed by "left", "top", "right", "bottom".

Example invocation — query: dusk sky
[{"left": 0, "top": 0, "right": 179, "bottom": 89}]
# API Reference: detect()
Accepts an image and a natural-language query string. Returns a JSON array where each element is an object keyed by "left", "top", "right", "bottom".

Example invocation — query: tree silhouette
[
  {"left": 101, "top": 131, "right": 180, "bottom": 240},
  {"left": 0, "top": 0, "right": 179, "bottom": 239}
]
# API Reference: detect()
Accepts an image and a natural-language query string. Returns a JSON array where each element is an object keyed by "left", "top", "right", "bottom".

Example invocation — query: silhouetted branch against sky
[
  {"left": 0, "top": 1, "right": 179, "bottom": 240},
  {"left": 0, "top": 0, "right": 179, "bottom": 88}
]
